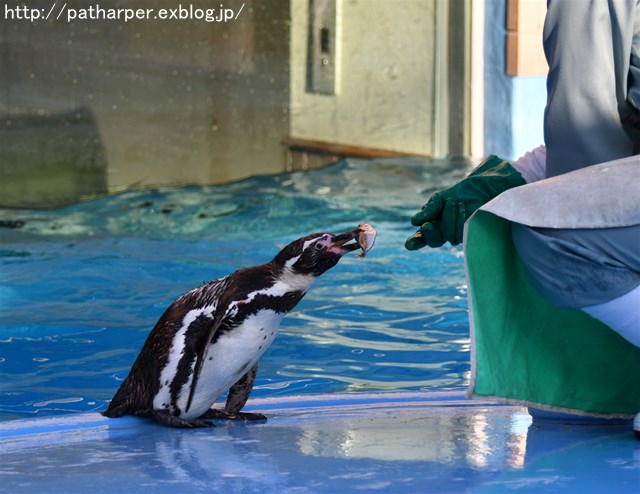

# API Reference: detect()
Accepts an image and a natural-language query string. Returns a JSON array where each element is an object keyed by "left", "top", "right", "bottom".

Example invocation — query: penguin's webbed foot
[
  {"left": 199, "top": 409, "right": 267, "bottom": 421},
  {"left": 153, "top": 409, "right": 215, "bottom": 428}
]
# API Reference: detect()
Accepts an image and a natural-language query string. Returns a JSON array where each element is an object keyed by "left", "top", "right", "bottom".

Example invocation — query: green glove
[{"left": 405, "top": 155, "right": 526, "bottom": 249}]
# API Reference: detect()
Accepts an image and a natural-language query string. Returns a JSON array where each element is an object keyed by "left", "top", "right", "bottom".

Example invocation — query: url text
[{"left": 3, "top": 3, "right": 246, "bottom": 23}]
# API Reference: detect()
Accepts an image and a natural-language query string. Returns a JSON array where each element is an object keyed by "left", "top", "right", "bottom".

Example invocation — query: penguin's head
[{"left": 274, "top": 227, "right": 365, "bottom": 278}]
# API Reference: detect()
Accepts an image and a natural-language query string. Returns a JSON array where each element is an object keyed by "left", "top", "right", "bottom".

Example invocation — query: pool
[
  {"left": 2, "top": 158, "right": 638, "bottom": 493},
  {"left": 0, "top": 157, "right": 470, "bottom": 420}
]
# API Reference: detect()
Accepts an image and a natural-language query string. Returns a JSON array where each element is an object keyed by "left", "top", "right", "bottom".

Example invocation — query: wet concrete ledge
[{"left": 1, "top": 391, "right": 637, "bottom": 494}]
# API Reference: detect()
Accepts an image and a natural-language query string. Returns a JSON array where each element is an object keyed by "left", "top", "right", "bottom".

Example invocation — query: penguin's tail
[
  {"left": 102, "top": 397, "right": 151, "bottom": 418},
  {"left": 102, "top": 379, "right": 148, "bottom": 418},
  {"left": 101, "top": 404, "right": 124, "bottom": 418},
  {"left": 102, "top": 396, "right": 130, "bottom": 418}
]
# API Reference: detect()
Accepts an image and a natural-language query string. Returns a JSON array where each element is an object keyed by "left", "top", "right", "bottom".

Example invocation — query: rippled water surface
[{"left": 0, "top": 157, "right": 471, "bottom": 420}]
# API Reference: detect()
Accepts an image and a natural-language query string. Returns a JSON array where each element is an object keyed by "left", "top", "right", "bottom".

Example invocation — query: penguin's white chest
[{"left": 180, "top": 309, "right": 284, "bottom": 418}]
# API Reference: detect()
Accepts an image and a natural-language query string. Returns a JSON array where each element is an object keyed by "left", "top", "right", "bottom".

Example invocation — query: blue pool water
[{"left": 0, "top": 157, "right": 471, "bottom": 421}]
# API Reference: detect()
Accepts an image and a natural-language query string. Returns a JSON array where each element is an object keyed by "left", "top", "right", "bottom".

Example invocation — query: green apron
[{"left": 465, "top": 157, "right": 640, "bottom": 418}]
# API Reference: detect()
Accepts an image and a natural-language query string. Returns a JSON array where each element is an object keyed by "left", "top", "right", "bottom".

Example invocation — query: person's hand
[{"left": 405, "top": 156, "right": 526, "bottom": 249}]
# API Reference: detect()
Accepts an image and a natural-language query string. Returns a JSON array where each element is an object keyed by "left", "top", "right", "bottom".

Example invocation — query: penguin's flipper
[{"left": 185, "top": 314, "right": 225, "bottom": 413}]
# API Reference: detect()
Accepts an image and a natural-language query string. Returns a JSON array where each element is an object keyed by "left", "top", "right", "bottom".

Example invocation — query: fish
[{"left": 356, "top": 223, "right": 377, "bottom": 258}]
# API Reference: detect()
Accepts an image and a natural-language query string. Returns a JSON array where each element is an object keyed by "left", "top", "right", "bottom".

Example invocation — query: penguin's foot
[
  {"left": 199, "top": 409, "right": 268, "bottom": 421},
  {"left": 153, "top": 409, "right": 215, "bottom": 428}
]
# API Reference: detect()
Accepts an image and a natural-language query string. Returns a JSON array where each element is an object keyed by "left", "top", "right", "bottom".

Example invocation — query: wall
[
  {"left": 2, "top": 0, "right": 479, "bottom": 208},
  {"left": 289, "top": 0, "right": 437, "bottom": 156},
  {"left": 0, "top": 0, "right": 290, "bottom": 207}
]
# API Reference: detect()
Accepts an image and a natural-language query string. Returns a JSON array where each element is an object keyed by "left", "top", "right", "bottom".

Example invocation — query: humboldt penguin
[{"left": 103, "top": 224, "right": 376, "bottom": 428}]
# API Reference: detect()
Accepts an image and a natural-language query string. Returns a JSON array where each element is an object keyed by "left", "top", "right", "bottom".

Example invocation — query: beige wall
[
  {"left": 290, "top": 0, "right": 437, "bottom": 155},
  {"left": 1, "top": 0, "right": 454, "bottom": 208},
  {"left": 0, "top": 0, "right": 290, "bottom": 207}
]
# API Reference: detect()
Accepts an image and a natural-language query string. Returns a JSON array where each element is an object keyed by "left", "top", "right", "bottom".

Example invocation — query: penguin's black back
[{"left": 102, "top": 261, "right": 302, "bottom": 418}]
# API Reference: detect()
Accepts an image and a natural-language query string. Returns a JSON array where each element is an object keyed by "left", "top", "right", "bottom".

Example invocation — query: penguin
[{"left": 102, "top": 225, "right": 376, "bottom": 428}]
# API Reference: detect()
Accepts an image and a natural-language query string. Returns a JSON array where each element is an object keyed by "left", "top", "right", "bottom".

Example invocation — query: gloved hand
[{"left": 405, "top": 155, "right": 526, "bottom": 249}]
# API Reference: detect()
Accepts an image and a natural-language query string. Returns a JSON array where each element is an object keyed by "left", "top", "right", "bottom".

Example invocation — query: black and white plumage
[{"left": 102, "top": 226, "right": 374, "bottom": 428}]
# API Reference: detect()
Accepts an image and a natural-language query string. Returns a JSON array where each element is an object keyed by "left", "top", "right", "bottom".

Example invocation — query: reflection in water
[
  {"left": 1, "top": 394, "right": 637, "bottom": 494},
  {"left": 292, "top": 405, "right": 531, "bottom": 473}
]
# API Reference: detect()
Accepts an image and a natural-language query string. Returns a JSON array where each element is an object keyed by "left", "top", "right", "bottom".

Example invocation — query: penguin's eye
[{"left": 314, "top": 242, "right": 325, "bottom": 251}]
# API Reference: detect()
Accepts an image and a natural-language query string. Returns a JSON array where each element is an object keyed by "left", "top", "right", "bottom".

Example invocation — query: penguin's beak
[
  {"left": 330, "top": 224, "right": 377, "bottom": 257},
  {"left": 330, "top": 228, "right": 362, "bottom": 255}
]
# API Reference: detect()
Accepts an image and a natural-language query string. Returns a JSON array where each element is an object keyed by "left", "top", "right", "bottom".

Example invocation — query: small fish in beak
[
  {"left": 329, "top": 224, "right": 377, "bottom": 257},
  {"left": 356, "top": 223, "right": 376, "bottom": 258}
]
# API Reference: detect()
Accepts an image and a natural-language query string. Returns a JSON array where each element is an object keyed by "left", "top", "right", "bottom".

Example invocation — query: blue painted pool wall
[{"left": 483, "top": 0, "right": 546, "bottom": 161}]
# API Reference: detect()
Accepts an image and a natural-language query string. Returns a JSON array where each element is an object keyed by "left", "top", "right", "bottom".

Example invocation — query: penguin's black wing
[
  {"left": 184, "top": 276, "right": 239, "bottom": 413},
  {"left": 184, "top": 314, "right": 224, "bottom": 413}
]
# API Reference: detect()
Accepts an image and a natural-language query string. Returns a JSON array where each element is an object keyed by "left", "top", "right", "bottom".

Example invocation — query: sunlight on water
[{"left": 0, "top": 157, "right": 471, "bottom": 420}]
